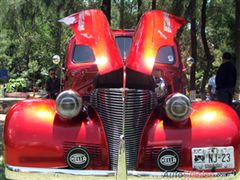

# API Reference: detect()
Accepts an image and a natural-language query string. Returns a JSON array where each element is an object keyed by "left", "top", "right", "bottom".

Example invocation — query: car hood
[{"left": 59, "top": 9, "right": 187, "bottom": 76}]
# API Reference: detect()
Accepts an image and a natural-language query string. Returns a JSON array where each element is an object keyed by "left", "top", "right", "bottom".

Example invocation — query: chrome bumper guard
[{"left": 5, "top": 165, "right": 236, "bottom": 180}]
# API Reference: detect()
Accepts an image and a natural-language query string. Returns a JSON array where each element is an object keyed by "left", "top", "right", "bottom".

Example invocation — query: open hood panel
[
  {"left": 127, "top": 10, "right": 187, "bottom": 75},
  {"left": 60, "top": 9, "right": 187, "bottom": 76},
  {"left": 59, "top": 9, "right": 123, "bottom": 75}
]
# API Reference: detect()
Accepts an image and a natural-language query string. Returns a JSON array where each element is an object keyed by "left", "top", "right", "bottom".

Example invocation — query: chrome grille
[{"left": 91, "top": 88, "right": 156, "bottom": 170}]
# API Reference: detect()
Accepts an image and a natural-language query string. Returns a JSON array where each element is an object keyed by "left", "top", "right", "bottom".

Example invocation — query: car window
[
  {"left": 155, "top": 46, "right": 175, "bottom": 64},
  {"left": 72, "top": 45, "right": 95, "bottom": 63},
  {"left": 115, "top": 36, "right": 132, "bottom": 59}
]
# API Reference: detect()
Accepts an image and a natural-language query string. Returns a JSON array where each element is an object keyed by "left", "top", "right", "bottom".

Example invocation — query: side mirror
[
  {"left": 186, "top": 57, "right": 194, "bottom": 67},
  {"left": 52, "top": 55, "right": 61, "bottom": 65}
]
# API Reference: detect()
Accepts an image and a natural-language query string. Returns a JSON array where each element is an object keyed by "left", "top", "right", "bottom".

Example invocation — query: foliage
[{"left": 5, "top": 78, "right": 27, "bottom": 93}]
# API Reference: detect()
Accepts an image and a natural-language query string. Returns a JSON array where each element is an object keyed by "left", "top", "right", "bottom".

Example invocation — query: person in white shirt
[{"left": 207, "top": 75, "right": 216, "bottom": 100}]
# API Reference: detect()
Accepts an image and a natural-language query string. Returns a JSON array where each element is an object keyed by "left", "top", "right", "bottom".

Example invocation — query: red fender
[
  {"left": 4, "top": 99, "right": 109, "bottom": 169},
  {"left": 138, "top": 101, "right": 240, "bottom": 172}
]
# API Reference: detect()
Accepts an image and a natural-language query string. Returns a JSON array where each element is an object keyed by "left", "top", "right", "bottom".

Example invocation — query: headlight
[
  {"left": 56, "top": 90, "right": 83, "bottom": 119},
  {"left": 165, "top": 93, "right": 192, "bottom": 122}
]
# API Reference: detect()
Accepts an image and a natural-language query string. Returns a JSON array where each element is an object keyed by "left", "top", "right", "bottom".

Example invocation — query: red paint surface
[
  {"left": 4, "top": 99, "right": 109, "bottom": 169},
  {"left": 138, "top": 101, "right": 240, "bottom": 172},
  {"left": 62, "top": 9, "right": 123, "bottom": 75},
  {"left": 127, "top": 10, "right": 187, "bottom": 75}
]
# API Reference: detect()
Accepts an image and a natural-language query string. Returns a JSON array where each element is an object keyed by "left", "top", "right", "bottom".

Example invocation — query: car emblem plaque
[
  {"left": 67, "top": 147, "right": 90, "bottom": 169},
  {"left": 157, "top": 148, "right": 180, "bottom": 171}
]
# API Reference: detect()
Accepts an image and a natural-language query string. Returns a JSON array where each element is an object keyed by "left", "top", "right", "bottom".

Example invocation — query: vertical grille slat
[{"left": 91, "top": 88, "right": 156, "bottom": 170}]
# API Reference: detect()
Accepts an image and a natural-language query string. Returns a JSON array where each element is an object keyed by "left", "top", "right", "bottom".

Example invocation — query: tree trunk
[
  {"left": 190, "top": 17, "right": 197, "bottom": 91},
  {"left": 119, "top": 0, "right": 124, "bottom": 28},
  {"left": 200, "top": 0, "right": 213, "bottom": 98},
  {"left": 152, "top": 0, "right": 156, "bottom": 10},
  {"left": 235, "top": 0, "right": 240, "bottom": 99},
  {"left": 186, "top": 0, "right": 197, "bottom": 91},
  {"left": 171, "top": 0, "right": 186, "bottom": 17},
  {"left": 137, "top": 0, "right": 142, "bottom": 21},
  {"left": 176, "top": 0, "right": 194, "bottom": 39},
  {"left": 101, "top": 0, "right": 111, "bottom": 24},
  {"left": 55, "top": 4, "right": 63, "bottom": 56}
]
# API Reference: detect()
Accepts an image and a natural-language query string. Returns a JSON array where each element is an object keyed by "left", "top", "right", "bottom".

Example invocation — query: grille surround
[{"left": 91, "top": 88, "right": 156, "bottom": 170}]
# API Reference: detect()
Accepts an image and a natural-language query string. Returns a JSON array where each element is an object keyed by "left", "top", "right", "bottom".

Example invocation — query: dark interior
[{"left": 93, "top": 68, "right": 156, "bottom": 90}]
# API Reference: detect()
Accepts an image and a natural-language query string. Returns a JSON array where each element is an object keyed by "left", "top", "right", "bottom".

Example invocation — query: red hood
[
  {"left": 59, "top": 9, "right": 123, "bottom": 75},
  {"left": 127, "top": 10, "right": 187, "bottom": 75},
  {"left": 60, "top": 9, "right": 187, "bottom": 75}
]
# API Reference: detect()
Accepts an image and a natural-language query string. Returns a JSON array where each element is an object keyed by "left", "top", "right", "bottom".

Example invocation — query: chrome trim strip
[
  {"left": 6, "top": 165, "right": 116, "bottom": 176},
  {"left": 5, "top": 165, "right": 236, "bottom": 180},
  {"left": 116, "top": 135, "right": 127, "bottom": 180},
  {"left": 128, "top": 170, "right": 236, "bottom": 178}
]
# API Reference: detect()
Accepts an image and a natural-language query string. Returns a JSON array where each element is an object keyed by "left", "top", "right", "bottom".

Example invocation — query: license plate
[{"left": 192, "top": 146, "right": 234, "bottom": 170}]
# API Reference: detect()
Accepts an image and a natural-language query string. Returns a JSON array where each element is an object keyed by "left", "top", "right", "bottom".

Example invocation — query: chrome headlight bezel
[
  {"left": 56, "top": 90, "right": 83, "bottom": 119},
  {"left": 164, "top": 93, "right": 192, "bottom": 122}
]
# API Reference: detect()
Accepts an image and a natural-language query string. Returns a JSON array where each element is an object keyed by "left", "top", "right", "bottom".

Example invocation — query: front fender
[
  {"left": 138, "top": 101, "right": 240, "bottom": 172},
  {"left": 3, "top": 98, "right": 109, "bottom": 169}
]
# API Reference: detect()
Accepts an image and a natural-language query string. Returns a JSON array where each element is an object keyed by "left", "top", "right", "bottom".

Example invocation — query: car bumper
[{"left": 5, "top": 165, "right": 236, "bottom": 180}]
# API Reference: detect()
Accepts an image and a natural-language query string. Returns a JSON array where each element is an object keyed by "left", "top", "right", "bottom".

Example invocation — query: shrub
[{"left": 5, "top": 78, "right": 27, "bottom": 93}]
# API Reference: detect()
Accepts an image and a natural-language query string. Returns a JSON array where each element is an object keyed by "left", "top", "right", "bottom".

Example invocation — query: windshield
[
  {"left": 72, "top": 37, "right": 133, "bottom": 63},
  {"left": 72, "top": 45, "right": 95, "bottom": 63},
  {"left": 155, "top": 46, "right": 175, "bottom": 64},
  {"left": 115, "top": 36, "right": 132, "bottom": 60}
]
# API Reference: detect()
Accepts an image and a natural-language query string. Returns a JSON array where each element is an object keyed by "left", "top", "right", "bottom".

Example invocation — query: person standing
[
  {"left": 46, "top": 68, "right": 60, "bottom": 99},
  {"left": 216, "top": 52, "right": 237, "bottom": 106}
]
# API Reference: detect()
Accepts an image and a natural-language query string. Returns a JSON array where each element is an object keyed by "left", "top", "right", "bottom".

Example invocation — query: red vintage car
[{"left": 3, "top": 9, "right": 240, "bottom": 179}]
